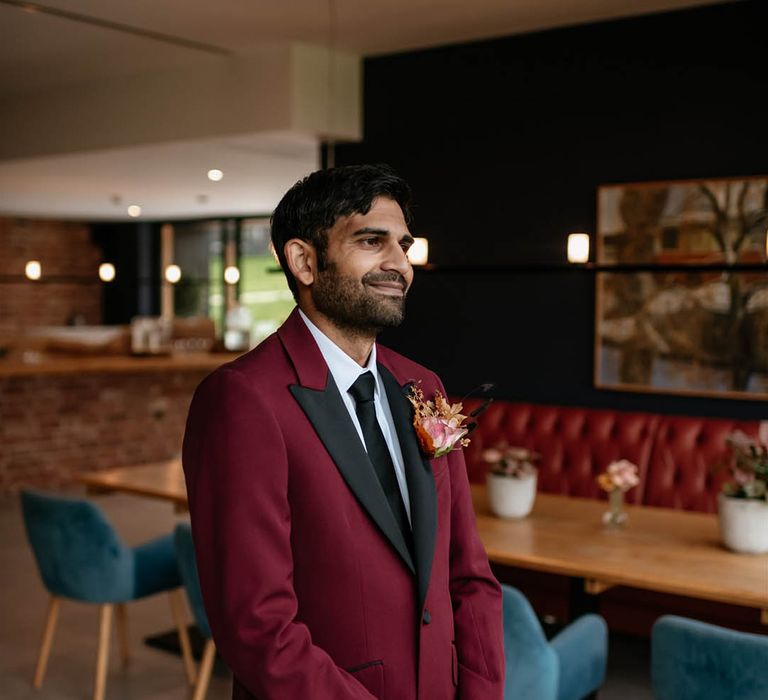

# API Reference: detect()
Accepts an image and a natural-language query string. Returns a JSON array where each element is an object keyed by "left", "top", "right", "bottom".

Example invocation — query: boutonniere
[{"left": 407, "top": 383, "right": 472, "bottom": 459}]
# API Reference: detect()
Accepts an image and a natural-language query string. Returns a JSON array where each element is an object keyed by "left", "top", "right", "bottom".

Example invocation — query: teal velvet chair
[
  {"left": 20, "top": 489, "right": 195, "bottom": 700},
  {"left": 174, "top": 522, "right": 217, "bottom": 700},
  {"left": 502, "top": 584, "right": 608, "bottom": 700},
  {"left": 652, "top": 615, "right": 768, "bottom": 700}
]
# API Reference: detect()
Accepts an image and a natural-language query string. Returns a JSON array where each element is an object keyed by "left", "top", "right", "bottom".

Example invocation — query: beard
[{"left": 311, "top": 263, "right": 408, "bottom": 336}]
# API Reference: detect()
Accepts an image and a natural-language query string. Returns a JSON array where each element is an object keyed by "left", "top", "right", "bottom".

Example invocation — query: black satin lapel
[
  {"left": 290, "top": 374, "right": 415, "bottom": 574},
  {"left": 378, "top": 365, "right": 437, "bottom": 610}
]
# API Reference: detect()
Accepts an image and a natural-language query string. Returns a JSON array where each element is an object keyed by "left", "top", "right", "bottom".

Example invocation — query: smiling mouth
[{"left": 366, "top": 281, "right": 406, "bottom": 297}]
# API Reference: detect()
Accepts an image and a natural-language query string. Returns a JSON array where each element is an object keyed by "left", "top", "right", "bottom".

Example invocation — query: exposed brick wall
[
  {"left": 0, "top": 370, "right": 207, "bottom": 493},
  {"left": 0, "top": 218, "right": 102, "bottom": 331}
]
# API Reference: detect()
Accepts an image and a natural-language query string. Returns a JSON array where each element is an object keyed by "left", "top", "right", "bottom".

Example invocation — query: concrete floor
[{"left": 0, "top": 488, "right": 653, "bottom": 699}]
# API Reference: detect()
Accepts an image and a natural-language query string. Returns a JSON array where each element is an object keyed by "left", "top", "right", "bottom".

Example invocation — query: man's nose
[{"left": 382, "top": 240, "right": 412, "bottom": 275}]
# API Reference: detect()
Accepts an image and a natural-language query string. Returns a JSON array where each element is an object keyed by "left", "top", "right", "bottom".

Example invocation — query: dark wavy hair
[{"left": 270, "top": 164, "right": 412, "bottom": 298}]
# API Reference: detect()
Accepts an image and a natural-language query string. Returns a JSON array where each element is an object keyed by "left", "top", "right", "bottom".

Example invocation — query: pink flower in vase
[{"left": 606, "top": 460, "right": 640, "bottom": 492}]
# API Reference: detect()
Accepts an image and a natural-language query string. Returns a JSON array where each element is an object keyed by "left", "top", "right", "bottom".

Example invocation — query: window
[{"left": 172, "top": 218, "right": 293, "bottom": 346}]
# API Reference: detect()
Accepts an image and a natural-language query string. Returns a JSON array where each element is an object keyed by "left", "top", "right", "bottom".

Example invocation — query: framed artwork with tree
[{"left": 595, "top": 175, "right": 768, "bottom": 399}]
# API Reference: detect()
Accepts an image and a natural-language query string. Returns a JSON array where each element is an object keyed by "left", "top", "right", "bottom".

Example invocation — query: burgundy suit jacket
[{"left": 182, "top": 308, "right": 504, "bottom": 700}]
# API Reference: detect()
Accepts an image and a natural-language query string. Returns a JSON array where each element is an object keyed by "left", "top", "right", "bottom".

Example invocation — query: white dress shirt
[{"left": 299, "top": 309, "right": 412, "bottom": 525}]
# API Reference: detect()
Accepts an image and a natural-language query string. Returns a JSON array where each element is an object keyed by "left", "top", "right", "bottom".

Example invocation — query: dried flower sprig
[{"left": 408, "top": 383, "right": 471, "bottom": 459}]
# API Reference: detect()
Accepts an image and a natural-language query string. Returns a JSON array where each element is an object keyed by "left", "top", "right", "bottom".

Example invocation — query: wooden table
[
  {"left": 77, "top": 459, "right": 188, "bottom": 512},
  {"left": 76, "top": 462, "right": 768, "bottom": 622},
  {"left": 471, "top": 484, "right": 768, "bottom": 623}
]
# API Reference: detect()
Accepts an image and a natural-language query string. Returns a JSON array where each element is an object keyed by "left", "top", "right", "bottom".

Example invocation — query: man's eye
[{"left": 362, "top": 237, "right": 381, "bottom": 246}]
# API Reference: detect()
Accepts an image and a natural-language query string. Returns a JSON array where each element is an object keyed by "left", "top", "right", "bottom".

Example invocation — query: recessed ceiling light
[
  {"left": 207, "top": 169, "right": 224, "bottom": 182},
  {"left": 99, "top": 263, "right": 116, "bottom": 282},
  {"left": 25, "top": 260, "right": 42, "bottom": 280},
  {"left": 127, "top": 204, "right": 142, "bottom": 218}
]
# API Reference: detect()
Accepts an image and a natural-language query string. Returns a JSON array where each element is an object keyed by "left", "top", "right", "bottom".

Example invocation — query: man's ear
[{"left": 284, "top": 239, "right": 317, "bottom": 288}]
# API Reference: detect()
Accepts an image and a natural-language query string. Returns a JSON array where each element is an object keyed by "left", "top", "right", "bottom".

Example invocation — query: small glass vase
[{"left": 602, "top": 488, "right": 628, "bottom": 528}]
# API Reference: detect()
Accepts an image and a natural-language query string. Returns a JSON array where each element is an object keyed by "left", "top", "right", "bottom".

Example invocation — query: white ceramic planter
[
  {"left": 486, "top": 471, "right": 537, "bottom": 519},
  {"left": 718, "top": 493, "right": 768, "bottom": 554}
]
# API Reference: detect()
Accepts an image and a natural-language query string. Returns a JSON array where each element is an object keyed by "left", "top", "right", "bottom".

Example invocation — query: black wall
[{"left": 336, "top": 0, "right": 768, "bottom": 419}]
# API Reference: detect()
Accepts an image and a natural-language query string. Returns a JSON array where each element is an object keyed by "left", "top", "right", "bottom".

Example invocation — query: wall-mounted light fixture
[
  {"left": 408, "top": 237, "right": 429, "bottom": 266},
  {"left": 127, "top": 204, "right": 142, "bottom": 218},
  {"left": 98, "top": 263, "right": 116, "bottom": 282},
  {"left": 567, "top": 233, "right": 590, "bottom": 264},
  {"left": 25, "top": 260, "right": 42, "bottom": 280},
  {"left": 224, "top": 265, "right": 240, "bottom": 284},
  {"left": 207, "top": 169, "right": 224, "bottom": 182},
  {"left": 164, "top": 264, "right": 182, "bottom": 284}
]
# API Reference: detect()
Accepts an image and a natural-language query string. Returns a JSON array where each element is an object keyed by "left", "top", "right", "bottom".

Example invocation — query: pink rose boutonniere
[{"left": 408, "top": 383, "right": 471, "bottom": 459}]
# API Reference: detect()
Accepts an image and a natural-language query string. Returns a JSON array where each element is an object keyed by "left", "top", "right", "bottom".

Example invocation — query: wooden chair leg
[
  {"left": 115, "top": 603, "right": 130, "bottom": 667},
  {"left": 192, "top": 639, "right": 216, "bottom": 700},
  {"left": 168, "top": 589, "right": 196, "bottom": 686},
  {"left": 93, "top": 604, "right": 113, "bottom": 700},
  {"left": 33, "top": 595, "right": 60, "bottom": 689}
]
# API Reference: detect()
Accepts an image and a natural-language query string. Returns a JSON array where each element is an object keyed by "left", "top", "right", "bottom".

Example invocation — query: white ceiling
[
  {"left": 0, "top": 0, "right": 719, "bottom": 220},
  {"left": 0, "top": 132, "right": 320, "bottom": 221}
]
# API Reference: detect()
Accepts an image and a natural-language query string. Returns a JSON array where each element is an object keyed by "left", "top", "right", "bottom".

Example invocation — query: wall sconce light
[
  {"left": 408, "top": 237, "right": 429, "bottom": 266},
  {"left": 99, "top": 263, "right": 116, "bottom": 282},
  {"left": 164, "top": 264, "right": 182, "bottom": 284},
  {"left": 25, "top": 260, "right": 42, "bottom": 280},
  {"left": 567, "top": 233, "right": 590, "bottom": 264},
  {"left": 224, "top": 265, "right": 240, "bottom": 284}
]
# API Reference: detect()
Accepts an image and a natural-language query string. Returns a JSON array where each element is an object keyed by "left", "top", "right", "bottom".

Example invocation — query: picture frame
[{"left": 594, "top": 175, "right": 768, "bottom": 399}]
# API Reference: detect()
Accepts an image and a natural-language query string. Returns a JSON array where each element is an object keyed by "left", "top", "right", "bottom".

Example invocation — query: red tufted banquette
[
  {"left": 459, "top": 398, "right": 762, "bottom": 514},
  {"left": 459, "top": 398, "right": 765, "bottom": 636}
]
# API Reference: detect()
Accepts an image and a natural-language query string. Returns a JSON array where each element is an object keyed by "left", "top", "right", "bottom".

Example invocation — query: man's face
[{"left": 311, "top": 197, "right": 415, "bottom": 335}]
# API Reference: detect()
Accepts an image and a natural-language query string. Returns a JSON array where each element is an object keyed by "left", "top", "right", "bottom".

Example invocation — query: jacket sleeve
[
  {"left": 442, "top": 383, "right": 505, "bottom": 699},
  {"left": 182, "top": 367, "right": 376, "bottom": 700}
]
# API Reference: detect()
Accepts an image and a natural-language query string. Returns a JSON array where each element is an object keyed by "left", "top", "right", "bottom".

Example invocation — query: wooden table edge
[
  {"left": 484, "top": 542, "right": 768, "bottom": 610},
  {"left": 75, "top": 469, "right": 188, "bottom": 512}
]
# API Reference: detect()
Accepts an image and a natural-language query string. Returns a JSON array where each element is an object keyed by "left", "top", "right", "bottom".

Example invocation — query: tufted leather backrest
[
  {"left": 460, "top": 399, "right": 659, "bottom": 503},
  {"left": 643, "top": 416, "right": 761, "bottom": 513}
]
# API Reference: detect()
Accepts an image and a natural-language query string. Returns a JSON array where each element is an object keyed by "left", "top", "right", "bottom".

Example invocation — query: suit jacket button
[{"left": 422, "top": 609, "right": 431, "bottom": 625}]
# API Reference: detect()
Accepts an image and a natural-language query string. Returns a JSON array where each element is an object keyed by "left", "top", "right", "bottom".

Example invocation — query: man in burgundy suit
[{"left": 182, "top": 164, "right": 504, "bottom": 699}]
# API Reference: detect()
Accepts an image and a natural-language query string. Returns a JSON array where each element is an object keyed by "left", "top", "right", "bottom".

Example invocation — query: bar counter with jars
[
  {"left": 0, "top": 318, "right": 242, "bottom": 494},
  {"left": 0, "top": 215, "right": 293, "bottom": 494}
]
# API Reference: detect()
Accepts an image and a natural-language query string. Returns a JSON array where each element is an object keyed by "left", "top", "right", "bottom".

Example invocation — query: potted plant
[
  {"left": 482, "top": 443, "right": 539, "bottom": 519},
  {"left": 716, "top": 423, "right": 768, "bottom": 554}
]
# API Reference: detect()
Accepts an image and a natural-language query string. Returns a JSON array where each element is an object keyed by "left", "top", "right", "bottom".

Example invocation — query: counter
[
  {"left": 0, "top": 351, "right": 241, "bottom": 378},
  {"left": 0, "top": 351, "right": 241, "bottom": 493}
]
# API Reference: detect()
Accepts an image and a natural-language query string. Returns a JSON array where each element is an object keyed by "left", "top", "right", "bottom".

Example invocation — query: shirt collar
[{"left": 298, "top": 309, "right": 379, "bottom": 397}]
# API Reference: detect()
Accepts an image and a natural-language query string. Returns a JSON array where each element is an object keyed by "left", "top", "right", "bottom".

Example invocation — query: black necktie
[{"left": 349, "top": 372, "right": 412, "bottom": 547}]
